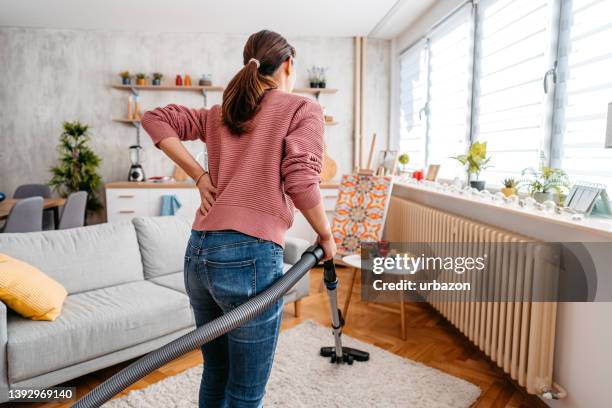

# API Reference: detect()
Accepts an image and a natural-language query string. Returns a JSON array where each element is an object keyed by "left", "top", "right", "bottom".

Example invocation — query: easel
[{"left": 356, "top": 133, "right": 378, "bottom": 175}]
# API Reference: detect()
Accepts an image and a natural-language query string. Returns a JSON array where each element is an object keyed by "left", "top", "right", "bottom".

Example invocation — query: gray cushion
[
  {"left": 150, "top": 272, "right": 186, "bottom": 293},
  {"left": 133, "top": 217, "right": 191, "bottom": 279},
  {"left": 6, "top": 281, "right": 193, "bottom": 383},
  {"left": 283, "top": 236, "right": 311, "bottom": 265},
  {"left": 0, "top": 221, "right": 143, "bottom": 294}
]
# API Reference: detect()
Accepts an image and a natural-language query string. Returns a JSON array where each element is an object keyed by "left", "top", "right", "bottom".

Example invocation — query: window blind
[
  {"left": 473, "top": 0, "right": 551, "bottom": 183},
  {"left": 426, "top": 4, "right": 473, "bottom": 180},
  {"left": 556, "top": 0, "right": 612, "bottom": 192},
  {"left": 398, "top": 40, "right": 428, "bottom": 170}
]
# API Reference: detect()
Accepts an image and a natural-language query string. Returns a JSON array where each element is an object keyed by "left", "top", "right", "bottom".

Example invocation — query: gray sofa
[{"left": 0, "top": 216, "right": 310, "bottom": 403}]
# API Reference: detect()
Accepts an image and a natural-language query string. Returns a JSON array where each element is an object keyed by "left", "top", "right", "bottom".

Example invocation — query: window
[
  {"left": 397, "top": 0, "right": 612, "bottom": 191},
  {"left": 398, "top": 41, "right": 428, "bottom": 170},
  {"left": 556, "top": 0, "right": 612, "bottom": 192},
  {"left": 427, "top": 5, "right": 473, "bottom": 180},
  {"left": 473, "top": 0, "right": 552, "bottom": 182},
  {"left": 398, "top": 4, "right": 473, "bottom": 180}
]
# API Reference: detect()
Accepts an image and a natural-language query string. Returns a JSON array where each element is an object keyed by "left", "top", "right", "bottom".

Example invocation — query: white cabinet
[{"left": 105, "top": 183, "right": 199, "bottom": 223}]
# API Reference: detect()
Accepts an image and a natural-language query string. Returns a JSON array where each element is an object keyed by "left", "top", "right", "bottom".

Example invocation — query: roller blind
[
  {"left": 556, "top": 0, "right": 612, "bottom": 192},
  {"left": 426, "top": 4, "right": 473, "bottom": 180},
  {"left": 473, "top": 0, "right": 551, "bottom": 183},
  {"left": 398, "top": 40, "right": 428, "bottom": 170}
]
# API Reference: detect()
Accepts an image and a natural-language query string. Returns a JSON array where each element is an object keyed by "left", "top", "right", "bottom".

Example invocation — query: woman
[{"left": 141, "top": 30, "right": 336, "bottom": 407}]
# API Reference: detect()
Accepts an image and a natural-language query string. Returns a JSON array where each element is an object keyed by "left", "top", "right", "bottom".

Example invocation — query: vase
[
  {"left": 175, "top": 75, "right": 183, "bottom": 86},
  {"left": 533, "top": 191, "right": 554, "bottom": 203},
  {"left": 470, "top": 180, "right": 486, "bottom": 191},
  {"left": 121, "top": 77, "right": 131, "bottom": 85},
  {"left": 310, "top": 81, "right": 319, "bottom": 88},
  {"left": 152, "top": 78, "right": 161, "bottom": 85},
  {"left": 136, "top": 78, "right": 145, "bottom": 86},
  {"left": 184, "top": 75, "right": 192, "bottom": 86},
  {"left": 501, "top": 187, "right": 517, "bottom": 197},
  {"left": 318, "top": 81, "right": 326, "bottom": 88}
]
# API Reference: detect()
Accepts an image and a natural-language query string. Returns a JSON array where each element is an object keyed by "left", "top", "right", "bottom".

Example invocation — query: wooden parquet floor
[{"left": 6, "top": 266, "right": 547, "bottom": 408}]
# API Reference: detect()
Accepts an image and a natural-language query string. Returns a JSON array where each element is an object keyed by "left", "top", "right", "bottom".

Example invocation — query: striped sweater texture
[{"left": 141, "top": 89, "right": 324, "bottom": 247}]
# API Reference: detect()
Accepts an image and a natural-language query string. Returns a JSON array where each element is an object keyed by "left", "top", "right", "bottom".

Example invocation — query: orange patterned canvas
[{"left": 331, "top": 174, "right": 393, "bottom": 255}]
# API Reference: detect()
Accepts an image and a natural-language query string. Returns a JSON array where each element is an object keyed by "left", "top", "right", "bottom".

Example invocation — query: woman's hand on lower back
[
  {"left": 197, "top": 172, "right": 218, "bottom": 216},
  {"left": 317, "top": 233, "right": 337, "bottom": 261}
]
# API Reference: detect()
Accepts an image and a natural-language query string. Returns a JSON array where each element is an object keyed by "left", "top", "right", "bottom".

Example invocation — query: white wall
[
  {"left": 0, "top": 27, "right": 390, "bottom": 203},
  {"left": 389, "top": 2, "right": 612, "bottom": 407}
]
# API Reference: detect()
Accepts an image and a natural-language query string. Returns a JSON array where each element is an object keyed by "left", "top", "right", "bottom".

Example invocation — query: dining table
[{"left": 0, "top": 197, "right": 66, "bottom": 226}]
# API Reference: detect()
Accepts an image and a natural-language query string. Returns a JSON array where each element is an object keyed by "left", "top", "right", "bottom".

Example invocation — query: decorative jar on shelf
[
  {"left": 533, "top": 191, "right": 555, "bottom": 203},
  {"left": 175, "top": 75, "right": 183, "bottom": 86},
  {"left": 199, "top": 74, "right": 212, "bottom": 86},
  {"left": 135, "top": 73, "right": 146, "bottom": 86},
  {"left": 184, "top": 75, "right": 192, "bottom": 86}
]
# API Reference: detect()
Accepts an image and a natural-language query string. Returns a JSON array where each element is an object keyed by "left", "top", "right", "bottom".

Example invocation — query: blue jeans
[{"left": 184, "top": 230, "right": 285, "bottom": 408}]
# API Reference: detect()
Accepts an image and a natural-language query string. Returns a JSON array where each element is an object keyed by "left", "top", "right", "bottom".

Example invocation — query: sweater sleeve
[
  {"left": 141, "top": 104, "right": 207, "bottom": 147},
  {"left": 281, "top": 100, "right": 325, "bottom": 210}
]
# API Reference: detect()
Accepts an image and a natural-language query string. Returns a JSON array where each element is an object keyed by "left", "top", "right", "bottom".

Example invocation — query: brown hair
[{"left": 222, "top": 30, "right": 296, "bottom": 134}]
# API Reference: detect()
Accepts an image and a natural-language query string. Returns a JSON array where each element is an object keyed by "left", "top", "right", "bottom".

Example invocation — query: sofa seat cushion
[
  {"left": 150, "top": 272, "right": 186, "bottom": 293},
  {"left": 6, "top": 281, "right": 193, "bottom": 383}
]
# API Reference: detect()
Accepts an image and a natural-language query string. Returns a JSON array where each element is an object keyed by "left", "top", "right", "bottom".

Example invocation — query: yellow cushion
[{"left": 0, "top": 253, "right": 67, "bottom": 321}]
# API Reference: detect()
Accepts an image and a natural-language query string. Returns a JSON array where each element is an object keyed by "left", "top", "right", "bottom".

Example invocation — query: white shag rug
[{"left": 105, "top": 320, "right": 480, "bottom": 408}]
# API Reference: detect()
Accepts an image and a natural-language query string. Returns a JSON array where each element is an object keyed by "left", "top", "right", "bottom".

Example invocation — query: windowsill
[{"left": 392, "top": 179, "right": 612, "bottom": 242}]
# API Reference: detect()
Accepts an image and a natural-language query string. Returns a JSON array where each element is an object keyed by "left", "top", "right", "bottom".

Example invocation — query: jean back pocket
[{"left": 203, "top": 259, "right": 256, "bottom": 309}]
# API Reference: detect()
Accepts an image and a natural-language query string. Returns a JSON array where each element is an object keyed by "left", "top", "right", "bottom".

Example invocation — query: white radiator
[{"left": 384, "top": 197, "right": 562, "bottom": 397}]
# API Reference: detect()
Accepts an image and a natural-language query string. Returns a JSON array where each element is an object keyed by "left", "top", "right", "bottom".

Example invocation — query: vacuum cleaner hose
[{"left": 72, "top": 245, "right": 325, "bottom": 408}]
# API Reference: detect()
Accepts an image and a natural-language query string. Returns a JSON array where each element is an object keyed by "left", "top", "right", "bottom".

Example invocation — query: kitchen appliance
[{"left": 128, "top": 144, "right": 145, "bottom": 182}]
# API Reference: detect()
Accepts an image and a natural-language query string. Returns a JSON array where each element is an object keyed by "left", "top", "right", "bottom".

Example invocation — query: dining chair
[
  {"left": 58, "top": 191, "right": 87, "bottom": 229},
  {"left": 13, "top": 184, "right": 55, "bottom": 230},
  {"left": 2, "top": 197, "right": 44, "bottom": 233}
]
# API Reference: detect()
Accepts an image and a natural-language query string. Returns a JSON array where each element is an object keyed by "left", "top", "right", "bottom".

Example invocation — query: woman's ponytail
[{"left": 222, "top": 30, "right": 295, "bottom": 135}]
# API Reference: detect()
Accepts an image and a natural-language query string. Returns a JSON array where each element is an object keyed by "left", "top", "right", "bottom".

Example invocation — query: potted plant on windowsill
[
  {"left": 398, "top": 153, "right": 410, "bottom": 173},
  {"left": 452, "top": 141, "right": 491, "bottom": 191},
  {"left": 501, "top": 177, "right": 518, "bottom": 197},
  {"left": 521, "top": 166, "right": 570, "bottom": 204},
  {"left": 119, "top": 71, "right": 131, "bottom": 85},
  {"left": 152, "top": 72, "right": 163, "bottom": 86}
]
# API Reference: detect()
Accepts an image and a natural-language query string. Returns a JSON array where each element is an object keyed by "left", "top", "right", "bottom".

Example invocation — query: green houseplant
[
  {"left": 452, "top": 141, "right": 491, "bottom": 191},
  {"left": 501, "top": 177, "right": 518, "bottom": 197},
  {"left": 135, "top": 72, "right": 146, "bottom": 86},
  {"left": 398, "top": 153, "right": 410, "bottom": 173},
  {"left": 521, "top": 166, "right": 570, "bottom": 204},
  {"left": 152, "top": 72, "right": 163, "bottom": 86},
  {"left": 49, "top": 121, "right": 102, "bottom": 213},
  {"left": 119, "top": 71, "right": 131, "bottom": 85}
]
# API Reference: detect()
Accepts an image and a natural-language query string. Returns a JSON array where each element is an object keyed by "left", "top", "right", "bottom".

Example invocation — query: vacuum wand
[{"left": 320, "top": 260, "right": 369, "bottom": 364}]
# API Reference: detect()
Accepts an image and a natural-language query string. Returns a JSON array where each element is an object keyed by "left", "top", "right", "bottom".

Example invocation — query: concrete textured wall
[{"left": 0, "top": 27, "right": 390, "bottom": 203}]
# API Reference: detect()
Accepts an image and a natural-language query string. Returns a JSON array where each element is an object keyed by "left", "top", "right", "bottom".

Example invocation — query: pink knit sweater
[{"left": 141, "top": 89, "right": 324, "bottom": 247}]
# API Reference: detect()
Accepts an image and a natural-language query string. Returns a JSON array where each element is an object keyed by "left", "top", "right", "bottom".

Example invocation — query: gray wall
[{"left": 0, "top": 27, "right": 390, "bottom": 201}]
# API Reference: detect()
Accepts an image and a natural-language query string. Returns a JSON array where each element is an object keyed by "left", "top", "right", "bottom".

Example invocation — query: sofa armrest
[
  {"left": 284, "top": 237, "right": 311, "bottom": 265},
  {"left": 0, "top": 301, "right": 8, "bottom": 403}
]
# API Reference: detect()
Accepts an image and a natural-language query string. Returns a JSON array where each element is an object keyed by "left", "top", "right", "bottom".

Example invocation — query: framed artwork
[
  {"left": 425, "top": 164, "right": 440, "bottom": 181},
  {"left": 376, "top": 150, "right": 399, "bottom": 175},
  {"left": 331, "top": 174, "right": 394, "bottom": 255},
  {"left": 565, "top": 181, "right": 611, "bottom": 216}
]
